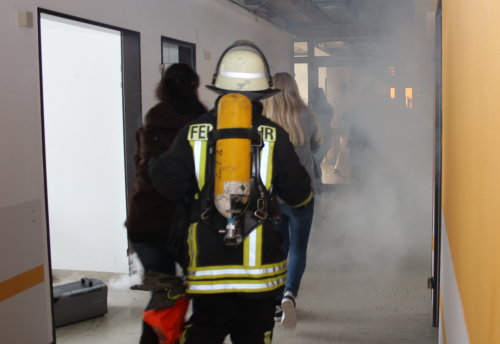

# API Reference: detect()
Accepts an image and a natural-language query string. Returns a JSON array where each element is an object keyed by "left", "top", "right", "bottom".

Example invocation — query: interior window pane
[
  {"left": 314, "top": 46, "right": 330, "bottom": 56},
  {"left": 318, "top": 66, "right": 327, "bottom": 90},
  {"left": 162, "top": 42, "right": 179, "bottom": 70},
  {"left": 294, "top": 42, "right": 308, "bottom": 57},
  {"left": 161, "top": 37, "right": 196, "bottom": 75},
  {"left": 294, "top": 63, "right": 309, "bottom": 103}
]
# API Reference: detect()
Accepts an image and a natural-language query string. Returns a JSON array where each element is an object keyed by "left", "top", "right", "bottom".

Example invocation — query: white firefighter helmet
[{"left": 207, "top": 40, "right": 279, "bottom": 100}]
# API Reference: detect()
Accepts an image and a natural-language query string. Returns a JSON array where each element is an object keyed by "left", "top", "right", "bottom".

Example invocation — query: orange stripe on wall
[{"left": 0, "top": 265, "right": 45, "bottom": 302}]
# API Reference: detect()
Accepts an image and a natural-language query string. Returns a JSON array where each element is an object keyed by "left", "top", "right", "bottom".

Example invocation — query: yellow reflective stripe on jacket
[
  {"left": 198, "top": 141, "right": 208, "bottom": 189},
  {"left": 187, "top": 260, "right": 287, "bottom": 272},
  {"left": 186, "top": 273, "right": 286, "bottom": 294},
  {"left": 189, "top": 140, "right": 208, "bottom": 191},
  {"left": 258, "top": 125, "right": 276, "bottom": 189},
  {"left": 260, "top": 141, "right": 274, "bottom": 190},
  {"left": 244, "top": 224, "right": 263, "bottom": 267},
  {"left": 187, "top": 222, "right": 198, "bottom": 270},
  {"left": 264, "top": 331, "right": 272, "bottom": 344},
  {"left": 187, "top": 123, "right": 212, "bottom": 191},
  {"left": 187, "top": 259, "right": 287, "bottom": 280}
]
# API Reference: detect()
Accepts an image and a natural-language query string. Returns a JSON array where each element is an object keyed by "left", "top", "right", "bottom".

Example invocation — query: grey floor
[{"left": 53, "top": 191, "right": 438, "bottom": 344}]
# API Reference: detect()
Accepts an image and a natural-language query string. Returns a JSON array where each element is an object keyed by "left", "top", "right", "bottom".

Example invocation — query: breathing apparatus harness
[
  {"left": 198, "top": 41, "right": 279, "bottom": 247},
  {"left": 195, "top": 113, "right": 274, "bottom": 247}
]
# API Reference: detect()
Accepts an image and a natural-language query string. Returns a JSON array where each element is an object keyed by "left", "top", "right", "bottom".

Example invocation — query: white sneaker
[
  {"left": 280, "top": 291, "right": 297, "bottom": 329},
  {"left": 274, "top": 304, "right": 283, "bottom": 322}
]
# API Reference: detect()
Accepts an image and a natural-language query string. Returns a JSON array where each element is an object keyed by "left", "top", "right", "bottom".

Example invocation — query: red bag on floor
[{"left": 143, "top": 296, "right": 190, "bottom": 344}]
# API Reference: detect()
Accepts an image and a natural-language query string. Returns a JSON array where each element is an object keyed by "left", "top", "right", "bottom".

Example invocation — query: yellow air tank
[{"left": 214, "top": 93, "right": 252, "bottom": 219}]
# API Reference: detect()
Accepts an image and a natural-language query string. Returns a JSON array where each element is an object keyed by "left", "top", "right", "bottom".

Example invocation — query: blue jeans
[{"left": 277, "top": 198, "right": 315, "bottom": 296}]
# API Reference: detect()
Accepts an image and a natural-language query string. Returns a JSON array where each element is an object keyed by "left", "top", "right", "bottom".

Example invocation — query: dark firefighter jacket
[{"left": 149, "top": 105, "right": 312, "bottom": 296}]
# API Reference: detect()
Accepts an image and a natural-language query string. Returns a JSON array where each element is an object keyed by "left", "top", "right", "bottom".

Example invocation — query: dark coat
[{"left": 125, "top": 100, "right": 206, "bottom": 243}]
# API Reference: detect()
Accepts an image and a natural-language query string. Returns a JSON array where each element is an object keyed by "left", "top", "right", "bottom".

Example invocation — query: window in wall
[
  {"left": 318, "top": 66, "right": 327, "bottom": 91},
  {"left": 405, "top": 87, "right": 413, "bottom": 108},
  {"left": 161, "top": 37, "right": 196, "bottom": 75},
  {"left": 294, "top": 42, "right": 308, "bottom": 57},
  {"left": 314, "top": 46, "right": 330, "bottom": 57},
  {"left": 294, "top": 63, "right": 309, "bottom": 103},
  {"left": 390, "top": 87, "right": 396, "bottom": 99}
]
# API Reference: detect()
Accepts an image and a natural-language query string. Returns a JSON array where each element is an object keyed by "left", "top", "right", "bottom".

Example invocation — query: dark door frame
[
  {"left": 37, "top": 9, "right": 142, "bottom": 342},
  {"left": 432, "top": 0, "right": 443, "bottom": 328}
]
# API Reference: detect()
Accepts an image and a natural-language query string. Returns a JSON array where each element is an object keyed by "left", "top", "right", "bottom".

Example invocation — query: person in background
[
  {"left": 124, "top": 63, "right": 206, "bottom": 344},
  {"left": 309, "top": 87, "right": 334, "bottom": 178},
  {"left": 262, "top": 72, "right": 321, "bottom": 329}
]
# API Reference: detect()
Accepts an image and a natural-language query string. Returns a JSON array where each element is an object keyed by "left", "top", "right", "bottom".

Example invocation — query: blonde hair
[{"left": 263, "top": 72, "right": 320, "bottom": 146}]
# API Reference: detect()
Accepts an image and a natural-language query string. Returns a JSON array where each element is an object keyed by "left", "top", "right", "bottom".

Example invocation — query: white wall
[
  {"left": 0, "top": 201, "right": 53, "bottom": 344},
  {"left": 0, "top": 0, "right": 291, "bottom": 342},
  {"left": 439, "top": 216, "right": 470, "bottom": 344}
]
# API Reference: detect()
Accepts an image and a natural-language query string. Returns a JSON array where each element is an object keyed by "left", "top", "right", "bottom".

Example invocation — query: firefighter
[{"left": 149, "top": 40, "right": 312, "bottom": 344}]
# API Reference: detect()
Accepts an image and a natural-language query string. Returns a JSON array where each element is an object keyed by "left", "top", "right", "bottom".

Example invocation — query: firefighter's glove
[{"left": 141, "top": 271, "right": 186, "bottom": 310}]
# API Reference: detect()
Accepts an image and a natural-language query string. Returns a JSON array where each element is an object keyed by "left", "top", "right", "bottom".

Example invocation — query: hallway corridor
[{"left": 55, "top": 189, "right": 438, "bottom": 344}]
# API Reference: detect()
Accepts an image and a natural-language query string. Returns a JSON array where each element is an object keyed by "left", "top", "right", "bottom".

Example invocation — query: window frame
[{"left": 160, "top": 36, "right": 197, "bottom": 74}]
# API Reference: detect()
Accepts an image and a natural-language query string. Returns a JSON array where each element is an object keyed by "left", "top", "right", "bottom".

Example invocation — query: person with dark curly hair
[{"left": 125, "top": 63, "right": 206, "bottom": 344}]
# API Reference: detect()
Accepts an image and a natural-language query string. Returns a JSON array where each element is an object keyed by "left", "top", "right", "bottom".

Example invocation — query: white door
[{"left": 40, "top": 13, "right": 129, "bottom": 273}]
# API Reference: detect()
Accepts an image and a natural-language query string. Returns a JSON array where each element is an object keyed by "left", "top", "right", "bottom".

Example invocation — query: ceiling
[
  {"left": 229, "top": 0, "right": 414, "bottom": 36},
  {"left": 228, "top": 0, "right": 424, "bottom": 59}
]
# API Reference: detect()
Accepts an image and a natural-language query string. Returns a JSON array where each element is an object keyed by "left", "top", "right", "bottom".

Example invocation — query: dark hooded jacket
[{"left": 125, "top": 100, "right": 206, "bottom": 243}]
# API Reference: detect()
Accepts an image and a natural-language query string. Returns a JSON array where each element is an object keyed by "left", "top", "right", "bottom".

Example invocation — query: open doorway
[
  {"left": 38, "top": 9, "right": 143, "bottom": 340},
  {"left": 40, "top": 12, "right": 128, "bottom": 273}
]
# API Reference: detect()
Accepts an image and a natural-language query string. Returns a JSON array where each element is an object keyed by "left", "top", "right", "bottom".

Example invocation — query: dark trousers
[
  {"left": 183, "top": 294, "right": 275, "bottom": 344},
  {"left": 133, "top": 242, "right": 176, "bottom": 344}
]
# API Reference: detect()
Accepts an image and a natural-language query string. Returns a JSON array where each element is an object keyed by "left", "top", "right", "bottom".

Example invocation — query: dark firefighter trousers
[{"left": 182, "top": 293, "right": 275, "bottom": 344}]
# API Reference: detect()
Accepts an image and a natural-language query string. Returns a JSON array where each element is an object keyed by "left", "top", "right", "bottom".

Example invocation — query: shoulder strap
[
  {"left": 250, "top": 141, "right": 269, "bottom": 221},
  {"left": 210, "top": 128, "right": 262, "bottom": 144},
  {"left": 199, "top": 139, "right": 215, "bottom": 221}
]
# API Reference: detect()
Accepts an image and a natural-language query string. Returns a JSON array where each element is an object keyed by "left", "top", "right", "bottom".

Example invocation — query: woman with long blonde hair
[{"left": 262, "top": 72, "right": 321, "bottom": 329}]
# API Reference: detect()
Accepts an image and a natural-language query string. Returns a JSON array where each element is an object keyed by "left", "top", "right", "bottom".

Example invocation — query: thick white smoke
[{"left": 308, "top": 0, "right": 435, "bottom": 284}]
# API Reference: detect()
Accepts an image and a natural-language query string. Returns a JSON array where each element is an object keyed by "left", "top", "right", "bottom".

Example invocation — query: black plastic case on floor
[{"left": 53, "top": 277, "right": 108, "bottom": 327}]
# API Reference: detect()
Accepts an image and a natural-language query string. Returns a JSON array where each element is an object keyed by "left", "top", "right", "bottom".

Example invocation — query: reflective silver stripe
[
  {"left": 260, "top": 141, "right": 270, "bottom": 186},
  {"left": 188, "top": 263, "right": 287, "bottom": 278},
  {"left": 193, "top": 140, "right": 202, "bottom": 187},
  {"left": 187, "top": 276, "right": 286, "bottom": 292},
  {"left": 220, "top": 71, "right": 265, "bottom": 79},
  {"left": 248, "top": 230, "right": 257, "bottom": 266}
]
